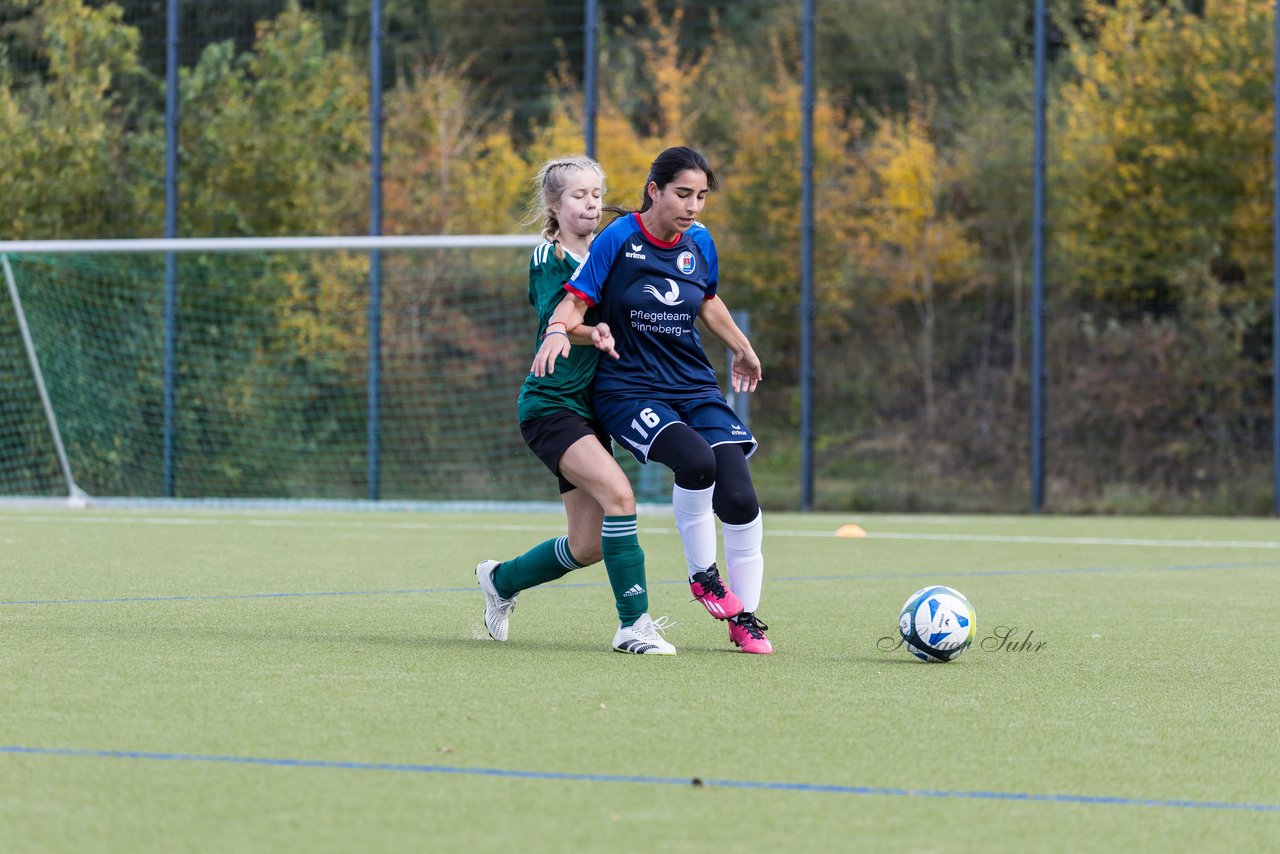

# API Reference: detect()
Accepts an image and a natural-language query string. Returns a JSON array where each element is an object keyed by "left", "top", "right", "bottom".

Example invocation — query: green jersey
[{"left": 516, "top": 241, "right": 602, "bottom": 424}]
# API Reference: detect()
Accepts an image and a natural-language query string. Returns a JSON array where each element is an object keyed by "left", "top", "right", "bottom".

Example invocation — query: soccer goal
[{"left": 0, "top": 235, "right": 603, "bottom": 505}]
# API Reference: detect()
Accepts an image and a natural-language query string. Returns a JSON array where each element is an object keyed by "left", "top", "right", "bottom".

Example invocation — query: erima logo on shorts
[
  {"left": 643, "top": 278, "right": 684, "bottom": 306},
  {"left": 625, "top": 242, "right": 647, "bottom": 260},
  {"left": 731, "top": 423, "right": 748, "bottom": 436},
  {"left": 677, "top": 250, "right": 696, "bottom": 275}
]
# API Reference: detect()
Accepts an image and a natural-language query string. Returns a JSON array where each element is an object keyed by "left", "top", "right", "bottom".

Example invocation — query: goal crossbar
[{"left": 0, "top": 235, "right": 541, "bottom": 254}]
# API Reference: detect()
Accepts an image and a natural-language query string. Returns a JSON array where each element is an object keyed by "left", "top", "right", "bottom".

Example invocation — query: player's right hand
[
  {"left": 730, "top": 346, "right": 762, "bottom": 393},
  {"left": 531, "top": 331, "right": 571, "bottom": 377}
]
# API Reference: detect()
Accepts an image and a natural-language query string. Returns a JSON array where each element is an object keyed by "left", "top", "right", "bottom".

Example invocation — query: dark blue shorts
[{"left": 593, "top": 394, "right": 756, "bottom": 464}]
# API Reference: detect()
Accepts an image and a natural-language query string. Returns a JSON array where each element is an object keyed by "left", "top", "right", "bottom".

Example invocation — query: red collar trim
[{"left": 634, "top": 213, "right": 683, "bottom": 249}]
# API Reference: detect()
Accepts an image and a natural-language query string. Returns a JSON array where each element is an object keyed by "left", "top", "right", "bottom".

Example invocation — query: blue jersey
[{"left": 566, "top": 213, "right": 721, "bottom": 402}]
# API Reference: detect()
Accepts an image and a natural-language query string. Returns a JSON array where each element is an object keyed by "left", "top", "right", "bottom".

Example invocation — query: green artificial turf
[{"left": 2, "top": 508, "right": 1278, "bottom": 851}]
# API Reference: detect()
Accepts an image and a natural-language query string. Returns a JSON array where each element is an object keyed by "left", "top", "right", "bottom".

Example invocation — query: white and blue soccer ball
[{"left": 898, "top": 586, "right": 976, "bottom": 662}]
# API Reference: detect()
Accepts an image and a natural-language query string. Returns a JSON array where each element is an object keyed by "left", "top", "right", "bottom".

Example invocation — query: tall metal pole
[
  {"left": 162, "top": 0, "right": 179, "bottom": 497},
  {"left": 726, "top": 310, "right": 752, "bottom": 428},
  {"left": 1031, "top": 0, "right": 1048, "bottom": 513},
  {"left": 799, "top": 0, "right": 816, "bottom": 510},
  {"left": 584, "top": 0, "right": 598, "bottom": 159},
  {"left": 1273, "top": 0, "right": 1279, "bottom": 516},
  {"left": 368, "top": 0, "right": 384, "bottom": 501}
]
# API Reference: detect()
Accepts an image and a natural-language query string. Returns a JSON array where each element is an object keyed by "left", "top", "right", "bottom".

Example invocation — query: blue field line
[
  {"left": 2, "top": 745, "right": 1276, "bottom": 813},
  {"left": 4, "top": 559, "right": 1279, "bottom": 607},
  {"left": 0, "top": 587, "right": 463, "bottom": 606}
]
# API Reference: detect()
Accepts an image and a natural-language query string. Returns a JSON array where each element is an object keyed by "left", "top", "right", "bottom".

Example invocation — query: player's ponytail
[
  {"left": 637, "top": 172, "right": 656, "bottom": 214},
  {"left": 526, "top": 155, "right": 606, "bottom": 261}
]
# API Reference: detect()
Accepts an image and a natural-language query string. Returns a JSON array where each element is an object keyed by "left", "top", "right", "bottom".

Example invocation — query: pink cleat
[
  {"left": 689, "top": 563, "right": 743, "bottom": 620},
  {"left": 728, "top": 612, "right": 773, "bottom": 654}
]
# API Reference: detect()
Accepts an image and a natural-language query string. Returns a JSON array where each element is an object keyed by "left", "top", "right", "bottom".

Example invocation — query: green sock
[
  {"left": 492, "top": 536, "right": 583, "bottom": 599},
  {"left": 602, "top": 515, "right": 648, "bottom": 627}
]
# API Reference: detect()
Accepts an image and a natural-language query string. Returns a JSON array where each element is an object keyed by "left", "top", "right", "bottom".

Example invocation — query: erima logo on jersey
[
  {"left": 643, "top": 278, "right": 685, "bottom": 306},
  {"left": 625, "top": 242, "right": 647, "bottom": 261},
  {"left": 677, "top": 250, "right": 696, "bottom": 275}
]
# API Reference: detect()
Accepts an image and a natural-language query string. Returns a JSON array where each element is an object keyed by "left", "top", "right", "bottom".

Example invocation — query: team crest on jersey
[
  {"left": 643, "top": 278, "right": 685, "bottom": 306},
  {"left": 676, "top": 251, "right": 696, "bottom": 275}
]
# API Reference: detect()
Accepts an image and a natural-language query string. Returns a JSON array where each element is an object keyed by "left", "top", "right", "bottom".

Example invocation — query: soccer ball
[{"left": 898, "top": 586, "right": 976, "bottom": 662}]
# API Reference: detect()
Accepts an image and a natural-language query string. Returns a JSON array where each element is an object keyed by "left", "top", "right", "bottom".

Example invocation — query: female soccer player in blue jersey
[
  {"left": 475, "top": 156, "right": 675, "bottom": 655},
  {"left": 531, "top": 146, "right": 773, "bottom": 654}
]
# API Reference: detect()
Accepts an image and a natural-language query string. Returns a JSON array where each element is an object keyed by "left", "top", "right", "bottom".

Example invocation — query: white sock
[
  {"left": 722, "top": 511, "right": 764, "bottom": 613},
  {"left": 672, "top": 484, "right": 717, "bottom": 579}
]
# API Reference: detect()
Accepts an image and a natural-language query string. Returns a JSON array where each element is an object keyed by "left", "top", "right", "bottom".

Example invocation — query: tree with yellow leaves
[
  {"left": 0, "top": 0, "right": 144, "bottom": 238},
  {"left": 588, "top": 0, "right": 723, "bottom": 209},
  {"left": 853, "top": 103, "right": 983, "bottom": 437},
  {"left": 1055, "top": 0, "right": 1272, "bottom": 308},
  {"left": 717, "top": 36, "right": 862, "bottom": 373}
]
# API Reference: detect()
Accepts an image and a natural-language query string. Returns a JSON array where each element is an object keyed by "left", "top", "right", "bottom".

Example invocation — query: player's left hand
[
  {"left": 731, "top": 347, "right": 762, "bottom": 393},
  {"left": 591, "top": 322, "right": 619, "bottom": 359}
]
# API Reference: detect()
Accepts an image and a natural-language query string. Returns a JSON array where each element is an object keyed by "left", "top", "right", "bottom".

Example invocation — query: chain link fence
[{"left": 1, "top": 0, "right": 1273, "bottom": 513}]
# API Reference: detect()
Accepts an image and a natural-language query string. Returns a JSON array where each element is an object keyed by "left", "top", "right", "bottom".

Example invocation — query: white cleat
[
  {"left": 475, "top": 560, "right": 517, "bottom": 642},
  {"left": 612, "top": 613, "right": 677, "bottom": 655}
]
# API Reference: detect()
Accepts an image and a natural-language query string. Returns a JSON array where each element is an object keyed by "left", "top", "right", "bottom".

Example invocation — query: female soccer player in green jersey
[{"left": 475, "top": 156, "right": 675, "bottom": 655}]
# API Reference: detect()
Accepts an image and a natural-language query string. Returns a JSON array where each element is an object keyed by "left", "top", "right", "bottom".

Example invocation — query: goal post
[{"left": 2, "top": 253, "right": 88, "bottom": 505}]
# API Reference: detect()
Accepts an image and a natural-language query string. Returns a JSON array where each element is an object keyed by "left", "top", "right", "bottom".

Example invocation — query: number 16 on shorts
[
  {"left": 601, "top": 396, "right": 756, "bottom": 464},
  {"left": 605, "top": 400, "right": 683, "bottom": 464}
]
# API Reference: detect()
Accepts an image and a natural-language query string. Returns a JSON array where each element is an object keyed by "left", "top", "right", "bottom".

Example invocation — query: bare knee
[
  {"left": 600, "top": 482, "right": 636, "bottom": 517},
  {"left": 581, "top": 469, "right": 635, "bottom": 517}
]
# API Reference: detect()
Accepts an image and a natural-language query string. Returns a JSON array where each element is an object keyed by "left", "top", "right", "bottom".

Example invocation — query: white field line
[
  {"left": 3, "top": 514, "right": 1280, "bottom": 550},
  {"left": 854, "top": 531, "right": 1280, "bottom": 549}
]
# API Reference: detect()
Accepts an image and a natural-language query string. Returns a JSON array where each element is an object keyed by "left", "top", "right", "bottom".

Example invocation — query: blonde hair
[{"left": 526, "top": 155, "right": 606, "bottom": 260}]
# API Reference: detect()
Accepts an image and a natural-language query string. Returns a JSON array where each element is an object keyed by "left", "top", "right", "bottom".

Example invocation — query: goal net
[{"left": 0, "top": 236, "right": 658, "bottom": 504}]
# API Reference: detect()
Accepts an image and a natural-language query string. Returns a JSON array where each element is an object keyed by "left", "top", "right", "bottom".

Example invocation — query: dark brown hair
[{"left": 605, "top": 146, "right": 719, "bottom": 221}]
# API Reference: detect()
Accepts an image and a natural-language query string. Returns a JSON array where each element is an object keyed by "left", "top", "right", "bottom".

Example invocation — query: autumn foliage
[{"left": 1, "top": 0, "right": 1274, "bottom": 511}]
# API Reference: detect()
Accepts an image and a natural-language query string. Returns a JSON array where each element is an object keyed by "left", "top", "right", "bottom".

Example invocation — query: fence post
[
  {"left": 799, "top": 0, "right": 816, "bottom": 511},
  {"left": 1273, "top": 0, "right": 1280, "bottom": 516},
  {"left": 1031, "top": 0, "right": 1048, "bottom": 513},
  {"left": 584, "top": 0, "right": 598, "bottom": 159},
  {"left": 368, "top": 0, "right": 385, "bottom": 501},
  {"left": 726, "top": 310, "right": 752, "bottom": 429},
  {"left": 162, "top": 0, "right": 179, "bottom": 497}
]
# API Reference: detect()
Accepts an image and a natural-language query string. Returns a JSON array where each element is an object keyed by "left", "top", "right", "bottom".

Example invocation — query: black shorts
[{"left": 520, "top": 411, "right": 613, "bottom": 494}]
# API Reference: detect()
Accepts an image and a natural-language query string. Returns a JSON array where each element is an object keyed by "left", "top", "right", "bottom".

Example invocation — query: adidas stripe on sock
[
  {"left": 602, "top": 514, "right": 648, "bottom": 627},
  {"left": 493, "top": 535, "right": 584, "bottom": 599}
]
